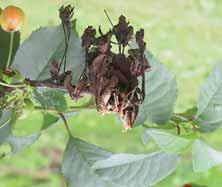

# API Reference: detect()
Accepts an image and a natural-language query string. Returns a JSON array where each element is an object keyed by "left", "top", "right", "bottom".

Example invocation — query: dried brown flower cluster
[
  {"left": 71, "top": 14, "right": 151, "bottom": 130},
  {"left": 42, "top": 6, "right": 151, "bottom": 130}
]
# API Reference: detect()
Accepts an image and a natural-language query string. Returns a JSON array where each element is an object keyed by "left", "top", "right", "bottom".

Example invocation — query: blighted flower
[
  {"left": 113, "top": 15, "right": 134, "bottom": 47},
  {"left": 73, "top": 14, "right": 151, "bottom": 130},
  {"left": 81, "top": 26, "right": 96, "bottom": 48},
  {"left": 59, "top": 5, "right": 74, "bottom": 27},
  {"left": 136, "top": 29, "right": 146, "bottom": 51}
]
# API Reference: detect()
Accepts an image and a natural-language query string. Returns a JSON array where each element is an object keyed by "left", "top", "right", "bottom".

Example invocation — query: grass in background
[{"left": 0, "top": 0, "right": 222, "bottom": 186}]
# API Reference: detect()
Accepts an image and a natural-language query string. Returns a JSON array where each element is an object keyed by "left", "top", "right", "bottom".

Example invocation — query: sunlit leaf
[
  {"left": 192, "top": 139, "right": 222, "bottom": 172},
  {"left": 135, "top": 50, "right": 177, "bottom": 126},
  {"left": 196, "top": 62, "right": 222, "bottom": 132},
  {"left": 62, "top": 137, "right": 180, "bottom": 187},
  {"left": 93, "top": 151, "right": 180, "bottom": 187},
  {"left": 143, "top": 128, "right": 191, "bottom": 153},
  {"left": 62, "top": 137, "right": 117, "bottom": 187}
]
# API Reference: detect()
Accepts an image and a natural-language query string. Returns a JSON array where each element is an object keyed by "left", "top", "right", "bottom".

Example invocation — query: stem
[
  {"left": 58, "top": 23, "right": 67, "bottom": 72},
  {"left": 175, "top": 124, "right": 181, "bottom": 135},
  {"left": 104, "top": 9, "right": 114, "bottom": 27},
  {"left": 142, "top": 124, "right": 173, "bottom": 130},
  {"left": 58, "top": 112, "right": 72, "bottom": 136},
  {"left": 63, "top": 28, "right": 70, "bottom": 73},
  {"left": 6, "top": 32, "right": 14, "bottom": 68},
  {"left": 0, "top": 81, "right": 26, "bottom": 88}
]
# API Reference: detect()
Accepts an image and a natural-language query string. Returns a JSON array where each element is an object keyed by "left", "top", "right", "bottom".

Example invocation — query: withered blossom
[{"left": 72, "top": 15, "right": 151, "bottom": 130}]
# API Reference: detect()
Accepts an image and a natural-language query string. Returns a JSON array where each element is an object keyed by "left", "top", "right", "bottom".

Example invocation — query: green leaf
[
  {"left": 14, "top": 110, "right": 59, "bottom": 135},
  {"left": 0, "top": 109, "right": 39, "bottom": 156},
  {"left": 41, "top": 112, "right": 59, "bottom": 130},
  {"left": 41, "top": 111, "right": 77, "bottom": 131},
  {"left": 196, "top": 62, "right": 222, "bottom": 132},
  {"left": 143, "top": 129, "right": 191, "bottom": 153},
  {"left": 13, "top": 108, "right": 78, "bottom": 136},
  {"left": 192, "top": 139, "right": 222, "bottom": 172},
  {"left": 12, "top": 22, "right": 84, "bottom": 83},
  {"left": 93, "top": 152, "right": 180, "bottom": 187},
  {"left": 34, "top": 87, "right": 67, "bottom": 112},
  {"left": 171, "top": 107, "right": 197, "bottom": 124},
  {"left": 135, "top": 50, "right": 177, "bottom": 126},
  {"left": 62, "top": 137, "right": 180, "bottom": 187},
  {"left": 0, "top": 28, "right": 20, "bottom": 69},
  {"left": 62, "top": 137, "right": 117, "bottom": 187},
  {"left": 181, "top": 107, "right": 198, "bottom": 119}
]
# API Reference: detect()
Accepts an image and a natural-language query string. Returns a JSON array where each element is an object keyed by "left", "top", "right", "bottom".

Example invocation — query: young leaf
[
  {"left": 196, "top": 62, "right": 222, "bottom": 132},
  {"left": 14, "top": 110, "right": 60, "bottom": 134},
  {"left": 192, "top": 139, "right": 222, "bottom": 172},
  {"left": 12, "top": 22, "right": 84, "bottom": 83},
  {"left": 0, "top": 28, "right": 20, "bottom": 69},
  {"left": 41, "top": 112, "right": 60, "bottom": 130},
  {"left": 171, "top": 107, "right": 197, "bottom": 124},
  {"left": 135, "top": 50, "right": 177, "bottom": 126},
  {"left": 143, "top": 128, "right": 191, "bottom": 153},
  {"left": 62, "top": 137, "right": 118, "bottom": 187},
  {"left": 93, "top": 152, "right": 180, "bottom": 187}
]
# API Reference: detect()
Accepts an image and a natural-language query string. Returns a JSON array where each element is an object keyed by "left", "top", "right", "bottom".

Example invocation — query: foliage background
[{"left": 0, "top": 0, "right": 222, "bottom": 186}]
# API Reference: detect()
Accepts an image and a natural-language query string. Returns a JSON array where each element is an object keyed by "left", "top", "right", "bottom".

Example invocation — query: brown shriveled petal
[
  {"left": 59, "top": 5, "right": 74, "bottom": 25},
  {"left": 64, "top": 71, "right": 75, "bottom": 97},
  {"left": 128, "top": 49, "right": 151, "bottom": 77},
  {"left": 81, "top": 26, "right": 96, "bottom": 48},
  {"left": 89, "top": 55, "right": 110, "bottom": 100},
  {"left": 135, "top": 29, "right": 146, "bottom": 50},
  {"left": 97, "top": 77, "right": 118, "bottom": 114},
  {"left": 112, "top": 54, "right": 131, "bottom": 80},
  {"left": 126, "top": 26, "right": 134, "bottom": 46},
  {"left": 50, "top": 60, "right": 59, "bottom": 80},
  {"left": 120, "top": 101, "right": 139, "bottom": 130},
  {"left": 72, "top": 79, "right": 86, "bottom": 100},
  {"left": 113, "top": 15, "right": 134, "bottom": 46},
  {"left": 88, "top": 54, "right": 106, "bottom": 80},
  {"left": 93, "top": 31, "right": 112, "bottom": 53}
]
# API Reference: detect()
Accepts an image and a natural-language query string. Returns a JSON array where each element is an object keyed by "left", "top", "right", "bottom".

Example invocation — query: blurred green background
[{"left": 1, "top": 0, "right": 222, "bottom": 186}]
